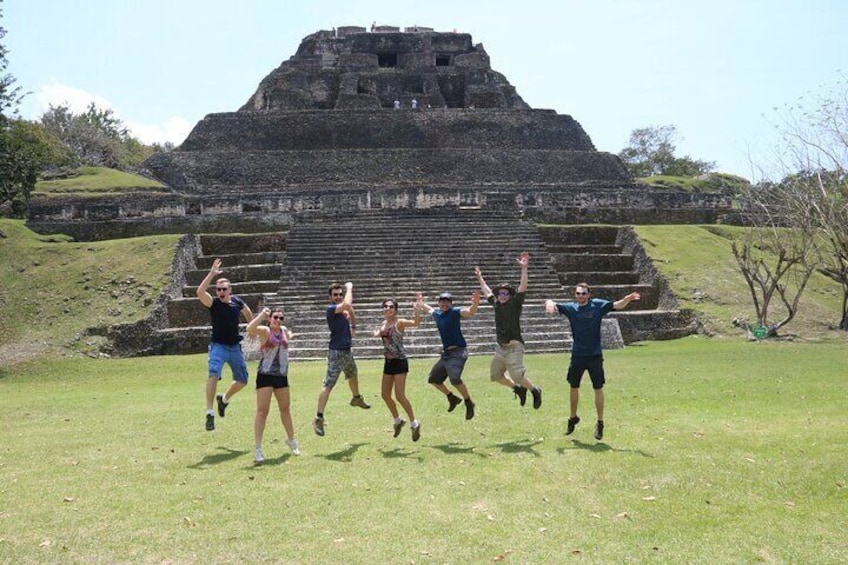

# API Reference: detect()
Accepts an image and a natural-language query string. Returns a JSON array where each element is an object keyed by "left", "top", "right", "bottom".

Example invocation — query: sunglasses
[
  {"left": 332, "top": 292, "right": 345, "bottom": 297},
  {"left": 497, "top": 291, "right": 511, "bottom": 297},
  {"left": 382, "top": 304, "right": 396, "bottom": 309},
  {"left": 575, "top": 291, "right": 588, "bottom": 296},
  {"left": 271, "top": 315, "right": 284, "bottom": 320},
  {"left": 216, "top": 287, "right": 230, "bottom": 292}
]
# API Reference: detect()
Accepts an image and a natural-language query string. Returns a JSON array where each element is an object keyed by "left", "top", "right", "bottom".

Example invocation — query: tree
[
  {"left": 0, "top": 2, "right": 41, "bottom": 216},
  {"left": 755, "top": 79, "right": 848, "bottom": 330},
  {"left": 619, "top": 125, "right": 715, "bottom": 178}
]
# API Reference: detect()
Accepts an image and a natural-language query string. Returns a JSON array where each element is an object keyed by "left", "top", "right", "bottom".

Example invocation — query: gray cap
[{"left": 438, "top": 292, "right": 453, "bottom": 300}]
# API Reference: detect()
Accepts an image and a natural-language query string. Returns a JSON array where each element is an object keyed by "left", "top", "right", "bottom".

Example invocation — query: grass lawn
[
  {"left": 34, "top": 167, "right": 165, "bottom": 196},
  {"left": 1, "top": 338, "right": 845, "bottom": 564}
]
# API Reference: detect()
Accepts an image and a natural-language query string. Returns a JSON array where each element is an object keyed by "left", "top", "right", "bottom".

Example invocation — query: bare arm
[
  {"left": 613, "top": 292, "right": 642, "bottom": 311},
  {"left": 517, "top": 252, "right": 529, "bottom": 293},
  {"left": 416, "top": 292, "right": 434, "bottom": 315},
  {"left": 246, "top": 307, "right": 270, "bottom": 344},
  {"left": 397, "top": 298, "right": 423, "bottom": 330},
  {"left": 461, "top": 290, "right": 480, "bottom": 318},
  {"left": 474, "top": 266, "right": 493, "bottom": 298},
  {"left": 545, "top": 299, "right": 558, "bottom": 315},
  {"left": 195, "top": 258, "right": 223, "bottom": 308}
]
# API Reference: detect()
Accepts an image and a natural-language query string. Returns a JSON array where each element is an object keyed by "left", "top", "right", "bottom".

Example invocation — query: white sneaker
[
  {"left": 286, "top": 438, "right": 301, "bottom": 456},
  {"left": 254, "top": 447, "right": 265, "bottom": 465}
]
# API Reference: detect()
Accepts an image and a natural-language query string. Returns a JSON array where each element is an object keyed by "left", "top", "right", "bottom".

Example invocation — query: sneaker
[
  {"left": 594, "top": 420, "right": 604, "bottom": 441},
  {"left": 513, "top": 385, "right": 527, "bottom": 406},
  {"left": 216, "top": 393, "right": 228, "bottom": 417},
  {"left": 465, "top": 399, "right": 475, "bottom": 421},
  {"left": 566, "top": 416, "right": 580, "bottom": 435},
  {"left": 446, "top": 394, "right": 462, "bottom": 412},
  {"left": 531, "top": 386, "right": 543, "bottom": 410},
  {"left": 393, "top": 418, "right": 406, "bottom": 438},
  {"left": 313, "top": 417, "right": 325, "bottom": 437},
  {"left": 411, "top": 423, "right": 421, "bottom": 442},
  {"left": 205, "top": 414, "right": 215, "bottom": 431},
  {"left": 286, "top": 438, "right": 301, "bottom": 456},
  {"left": 350, "top": 395, "right": 371, "bottom": 409},
  {"left": 254, "top": 447, "right": 265, "bottom": 465}
]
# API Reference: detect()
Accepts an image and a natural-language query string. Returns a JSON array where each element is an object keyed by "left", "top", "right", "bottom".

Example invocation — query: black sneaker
[
  {"left": 531, "top": 386, "right": 542, "bottom": 410},
  {"left": 393, "top": 418, "right": 406, "bottom": 438},
  {"left": 594, "top": 420, "right": 604, "bottom": 441},
  {"left": 513, "top": 385, "right": 527, "bottom": 406},
  {"left": 205, "top": 414, "right": 215, "bottom": 431},
  {"left": 447, "top": 394, "right": 462, "bottom": 412},
  {"left": 216, "top": 393, "right": 228, "bottom": 417},
  {"left": 566, "top": 416, "right": 580, "bottom": 435},
  {"left": 464, "top": 399, "right": 475, "bottom": 421},
  {"left": 411, "top": 423, "right": 421, "bottom": 442}
]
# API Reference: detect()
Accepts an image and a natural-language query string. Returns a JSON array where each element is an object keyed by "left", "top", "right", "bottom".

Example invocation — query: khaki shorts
[{"left": 490, "top": 341, "right": 526, "bottom": 381}]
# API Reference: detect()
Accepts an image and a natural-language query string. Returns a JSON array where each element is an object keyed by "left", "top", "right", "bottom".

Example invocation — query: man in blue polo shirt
[{"left": 545, "top": 283, "right": 640, "bottom": 440}]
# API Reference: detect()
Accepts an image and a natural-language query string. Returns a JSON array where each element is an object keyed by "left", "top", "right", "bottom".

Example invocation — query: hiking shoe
[
  {"left": 465, "top": 399, "right": 476, "bottom": 421},
  {"left": 205, "top": 414, "right": 215, "bottom": 431},
  {"left": 594, "top": 420, "right": 604, "bottom": 441},
  {"left": 216, "top": 393, "right": 228, "bottom": 417},
  {"left": 531, "top": 386, "right": 543, "bottom": 410},
  {"left": 287, "top": 438, "right": 301, "bottom": 456},
  {"left": 393, "top": 418, "right": 406, "bottom": 438},
  {"left": 313, "top": 417, "right": 325, "bottom": 437},
  {"left": 254, "top": 447, "right": 265, "bottom": 465},
  {"left": 447, "top": 394, "right": 462, "bottom": 412},
  {"left": 411, "top": 423, "right": 421, "bottom": 442},
  {"left": 513, "top": 385, "right": 527, "bottom": 406},
  {"left": 350, "top": 395, "right": 371, "bottom": 409},
  {"left": 566, "top": 416, "right": 580, "bottom": 435}
]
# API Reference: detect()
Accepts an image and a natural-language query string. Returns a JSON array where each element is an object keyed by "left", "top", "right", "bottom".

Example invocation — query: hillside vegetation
[{"left": 34, "top": 166, "right": 165, "bottom": 196}]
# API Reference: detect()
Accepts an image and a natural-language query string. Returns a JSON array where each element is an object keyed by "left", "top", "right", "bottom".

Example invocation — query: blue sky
[{"left": 5, "top": 0, "right": 846, "bottom": 180}]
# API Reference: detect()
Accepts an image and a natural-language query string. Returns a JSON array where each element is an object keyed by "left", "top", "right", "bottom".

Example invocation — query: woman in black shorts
[{"left": 373, "top": 296, "right": 423, "bottom": 441}]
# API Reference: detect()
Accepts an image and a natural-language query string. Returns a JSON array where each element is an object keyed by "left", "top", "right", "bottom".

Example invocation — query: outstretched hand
[
  {"left": 517, "top": 252, "right": 530, "bottom": 268},
  {"left": 210, "top": 258, "right": 224, "bottom": 276},
  {"left": 628, "top": 292, "right": 642, "bottom": 301}
]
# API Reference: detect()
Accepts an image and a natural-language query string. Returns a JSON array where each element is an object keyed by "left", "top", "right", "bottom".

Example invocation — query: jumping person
[
  {"left": 545, "top": 283, "right": 641, "bottom": 440},
  {"left": 475, "top": 251, "right": 542, "bottom": 409},
  {"left": 419, "top": 291, "right": 480, "bottom": 420},
  {"left": 374, "top": 295, "right": 423, "bottom": 441},
  {"left": 313, "top": 282, "right": 370, "bottom": 437},
  {"left": 196, "top": 258, "right": 254, "bottom": 431},
  {"left": 246, "top": 307, "right": 300, "bottom": 464}
]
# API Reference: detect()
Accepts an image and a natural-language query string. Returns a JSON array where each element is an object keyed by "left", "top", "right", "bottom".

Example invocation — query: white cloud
[{"left": 23, "top": 80, "right": 191, "bottom": 146}]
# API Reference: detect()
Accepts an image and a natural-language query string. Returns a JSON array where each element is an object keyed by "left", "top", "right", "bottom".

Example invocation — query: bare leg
[
  {"left": 431, "top": 382, "right": 451, "bottom": 395},
  {"left": 223, "top": 380, "right": 246, "bottom": 402},
  {"left": 255, "top": 387, "right": 273, "bottom": 448},
  {"left": 347, "top": 376, "right": 361, "bottom": 397},
  {"left": 454, "top": 382, "right": 471, "bottom": 400},
  {"left": 382, "top": 374, "right": 399, "bottom": 419},
  {"left": 206, "top": 377, "right": 219, "bottom": 411},
  {"left": 570, "top": 387, "right": 580, "bottom": 418},
  {"left": 393, "top": 373, "right": 415, "bottom": 421},
  {"left": 274, "top": 388, "right": 294, "bottom": 440},
  {"left": 594, "top": 388, "right": 605, "bottom": 421},
  {"left": 316, "top": 385, "right": 333, "bottom": 414}
]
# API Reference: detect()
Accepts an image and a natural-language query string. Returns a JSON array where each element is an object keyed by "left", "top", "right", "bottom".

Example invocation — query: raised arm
[
  {"left": 461, "top": 290, "right": 480, "bottom": 318},
  {"left": 417, "top": 292, "right": 434, "bottom": 315},
  {"left": 398, "top": 296, "right": 423, "bottom": 330},
  {"left": 613, "top": 292, "right": 642, "bottom": 311},
  {"left": 474, "top": 266, "right": 493, "bottom": 298},
  {"left": 545, "top": 299, "right": 558, "bottom": 315},
  {"left": 195, "top": 258, "right": 223, "bottom": 308},
  {"left": 517, "top": 252, "right": 529, "bottom": 293},
  {"left": 247, "top": 306, "right": 271, "bottom": 344}
]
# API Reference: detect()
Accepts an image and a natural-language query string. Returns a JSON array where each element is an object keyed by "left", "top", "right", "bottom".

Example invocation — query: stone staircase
[
  {"left": 156, "top": 233, "right": 286, "bottom": 355},
  {"left": 538, "top": 225, "right": 698, "bottom": 343},
  {"left": 266, "top": 208, "right": 573, "bottom": 360}
]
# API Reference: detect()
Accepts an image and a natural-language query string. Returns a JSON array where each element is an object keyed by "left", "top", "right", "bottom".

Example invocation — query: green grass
[
  {"left": 0, "top": 339, "right": 845, "bottom": 563},
  {"left": 0, "top": 219, "right": 179, "bottom": 360},
  {"left": 635, "top": 225, "right": 844, "bottom": 337},
  {"left": 34, "top": 166, "right": 165, "bottom": 196}
]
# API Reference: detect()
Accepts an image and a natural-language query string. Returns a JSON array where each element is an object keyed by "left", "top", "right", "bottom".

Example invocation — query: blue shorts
[
  {"left": 428, "top": 347, "right": 468, "bottom": 386},
  {"left": 208, "top": 342, "right": 249, "bottom": 384}
]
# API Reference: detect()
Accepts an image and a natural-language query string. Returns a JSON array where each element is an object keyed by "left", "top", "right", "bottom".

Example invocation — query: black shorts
[
  {"left": 383, "top": 358, "right": 409, "bottom": 375},
  {"left": 256, "top": 372, "right": 289, "bottom": 389},
  {"left": 566, "top": 355, "right": 605, "bottom": 389}
]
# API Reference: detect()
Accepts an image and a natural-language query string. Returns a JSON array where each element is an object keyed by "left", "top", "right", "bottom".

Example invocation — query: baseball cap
[{"left": 438, "top": 292, "right": 453, "bottom": 301}]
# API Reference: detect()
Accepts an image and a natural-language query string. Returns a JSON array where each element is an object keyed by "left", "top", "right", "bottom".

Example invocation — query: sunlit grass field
[{"left": 1, "top": 338, "right": 845, "bottom": 564}]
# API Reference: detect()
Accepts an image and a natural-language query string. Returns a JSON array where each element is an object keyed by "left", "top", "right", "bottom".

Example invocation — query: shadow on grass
[
  {"left": 322, "top": 442, "right": 368, "bottom": 462},
  {"left": 491, "top": 439, "right": 543, "bottom": 457},
  {"left": 379, "top": 447, "right": 424, "bottom": 462},
  {"left": 188, "top": 446, "right": 249, "bottom": 469},
  {"left": 557, "top": 439, "right": 654, "bottom": 458},
  {"left": 428, "top": 442, "right": 489, "bottom": 459},
  {"left": 249, "top": 454, "right": 294, "bottom": 468}
]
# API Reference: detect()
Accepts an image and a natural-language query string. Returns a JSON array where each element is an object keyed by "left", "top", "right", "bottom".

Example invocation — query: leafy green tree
[{"left": 619, "top": 125, "right": 715, "bottom": 178}]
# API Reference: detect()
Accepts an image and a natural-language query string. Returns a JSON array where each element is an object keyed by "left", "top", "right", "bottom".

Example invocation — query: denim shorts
[{"left": 208, "top": 342, "right": 249, "bottom": 384}]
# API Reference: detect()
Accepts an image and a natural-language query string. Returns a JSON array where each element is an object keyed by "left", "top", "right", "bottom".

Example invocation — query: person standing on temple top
[
  {"left": 411, "top": 98, "right": 418, "bottom": 109},
  {"left": 196, "top": 258, "right": 254, "bottom": 432},
  {"left": 313, "top": 282, "right": 371, "bottom": 437},
  {"left": 544, "top": 283, "right": 641, "bottom": 441},
  {"left": 373, "top": 295, "right": 424, "bottom": 441},
  {"left": 393, "top": 99, "right": 401, "bottom": 109},
  {"left": 419, "top": 290, "right": 480, "bottom": 421},
  {"left": 247, "top": 307, "right": 300, "bottom": 464},
  {"left": 474, "top": 252, "right": 542, "bottom": 410}
]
